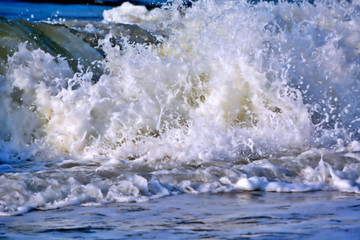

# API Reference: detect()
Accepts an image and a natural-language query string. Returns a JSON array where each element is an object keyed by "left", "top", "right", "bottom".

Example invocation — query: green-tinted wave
[{"left": 0, "top": 17, "right": 160, "bottom": 79}]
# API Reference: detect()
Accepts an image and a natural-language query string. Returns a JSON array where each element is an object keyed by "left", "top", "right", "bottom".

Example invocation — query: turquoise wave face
[{"left": 0, "top": 17, "right": 159, "bottom": 77}]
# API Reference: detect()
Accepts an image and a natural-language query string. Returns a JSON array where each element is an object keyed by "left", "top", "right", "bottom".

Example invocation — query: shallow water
[
  {"left": 1, "top": 192, "right": 360, "bottom": 239},
  {"left": 0, "top": 0, "right": 360, "bottom": 237}
]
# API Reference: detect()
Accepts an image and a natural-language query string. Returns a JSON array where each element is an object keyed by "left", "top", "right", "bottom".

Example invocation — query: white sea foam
[
  {"left": 0, "top": 0, "right": 360, "bottom": 214},
  {"left": 103, "top": 2, "right": 168, "bottom": 26}
]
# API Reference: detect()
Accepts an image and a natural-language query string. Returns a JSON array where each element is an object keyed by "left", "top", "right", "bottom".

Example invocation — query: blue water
[
  {"left": 0, "top": 0, "right": 113, "bottom": 21},
  {"left": 1, "top": 192, "right": 360, "bottom": 239},
  {"left": 0, "top": 0, "right": 360, "bottom": 238}
]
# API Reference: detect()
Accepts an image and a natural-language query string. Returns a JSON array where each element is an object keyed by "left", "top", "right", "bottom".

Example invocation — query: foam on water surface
[{"left": 0, "top": 0, "right": 360, "bottom": 214}]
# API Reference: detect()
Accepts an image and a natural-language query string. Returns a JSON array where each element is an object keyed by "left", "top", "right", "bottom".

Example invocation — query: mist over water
[{"left": 0, "top": 0, "right": 360, "bottom": 215}]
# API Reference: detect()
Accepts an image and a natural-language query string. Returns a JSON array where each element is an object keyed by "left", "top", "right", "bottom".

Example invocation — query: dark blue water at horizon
[
  {"left": 0, "top": 0, "right": 114, "bottom": 21},
  {"left": 0, "top": 0, "right": 318, "bottom": 22}
]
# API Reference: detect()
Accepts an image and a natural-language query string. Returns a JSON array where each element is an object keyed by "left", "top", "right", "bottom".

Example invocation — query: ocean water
[{"left": 0, "top": 0, "right": 360, "bottom": 238}]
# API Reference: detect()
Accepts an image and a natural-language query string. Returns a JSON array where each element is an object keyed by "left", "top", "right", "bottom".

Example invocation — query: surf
[{"left": 0, "top": 0, "right": 359, "bottom": 215}]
